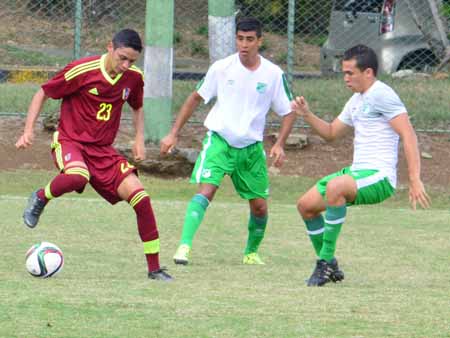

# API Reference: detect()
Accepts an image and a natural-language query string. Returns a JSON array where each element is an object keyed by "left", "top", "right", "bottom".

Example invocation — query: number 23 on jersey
[{"left": 97, "top": 103, "right": 113, "bottom": 121}]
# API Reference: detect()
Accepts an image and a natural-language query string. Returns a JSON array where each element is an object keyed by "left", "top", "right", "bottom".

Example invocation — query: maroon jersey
[{"left": 42, "top": 54, "right": 144, "bottom": 146}]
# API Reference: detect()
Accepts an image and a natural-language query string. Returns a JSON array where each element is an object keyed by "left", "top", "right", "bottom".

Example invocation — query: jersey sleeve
[
  {"left": 271, "top": 72, "right": 294, "bottom": 117},
  {"left": 372, "top": 88, "right": 407, "bottom": 119},
  {"left": 337, "top": 98, "right": 354, "bottom": 127},
  {"left": 196, "top": 62, "right": 219, "bottom": 104},
  {"left": 41, "top": 63, "right": 84, "bottom": 99},
  {"left": 127, "top": 75, "right": 144, "bottom": 110}
]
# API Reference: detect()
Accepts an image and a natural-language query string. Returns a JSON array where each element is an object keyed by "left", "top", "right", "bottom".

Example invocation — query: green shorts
[
  {"left": 316, "top": 166, "right": 395, "bottom": 206},
  {"left": 190, "top": 131, "right": 269, "bottom": 200}
]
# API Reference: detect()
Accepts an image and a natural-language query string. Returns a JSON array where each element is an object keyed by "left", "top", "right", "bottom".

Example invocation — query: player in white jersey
[
  {"left": 160, "top": 17, "right": 296, "bottom": 265},
  {"left": 292, "top": 44, "right": 430, "bottom": 286}
]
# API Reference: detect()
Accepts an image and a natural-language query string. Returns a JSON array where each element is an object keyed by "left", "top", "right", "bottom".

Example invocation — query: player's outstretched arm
[
  {"left": 132, "top": 106, "right": 145, "bottom": 161},
  {"left": 390, "top": 113, "right": 431, "bottom": 210},
  {"left": 291, "top": 96, "right": 349, "bottom": 142},
  {"left": 15, "top": 88, "right": 49, "bottom": 149},
  {"left": 269, "top": 112, "right": 296, "bottom": 167},
  {"left": 160, "top": 91, "right": 203, "bottom": 155}
]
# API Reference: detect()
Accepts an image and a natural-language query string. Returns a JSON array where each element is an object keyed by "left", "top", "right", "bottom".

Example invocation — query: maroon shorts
[{"left": 50, "top": 131, "right": 137, "bottom": 204}]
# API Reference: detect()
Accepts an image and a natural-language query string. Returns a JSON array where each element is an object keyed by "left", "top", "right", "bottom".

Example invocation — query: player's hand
[
  {"left": 132, "top": 139, "right": 146, "bottom": 162},
  {"left": 15, "top": 130, "right": 34, "bottom": 149},
  {"left": 269, "top": 144, "right": 286, "bottom": 168},
  {"left": 409, "top": 179, "right": 431, "bottom": 210},
  {"left": 292, "top": 96, "right": 311, "bottom": 118},
  {"left": 160, "top": 133, "right": 177, "bottom": 155}
]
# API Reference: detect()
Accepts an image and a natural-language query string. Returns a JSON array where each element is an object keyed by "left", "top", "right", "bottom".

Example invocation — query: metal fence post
[
  {"left": 74, "top": 0, "right": 82, "bottom": 60},
  {"left": 144, "top": 0, "right": 174, "bottom": 143},
  {"left": 208, "top": 0, "right": 235, "bottom": 63},
  {"left": 287, "top": 0, "right": 296, "bottom": 86}
]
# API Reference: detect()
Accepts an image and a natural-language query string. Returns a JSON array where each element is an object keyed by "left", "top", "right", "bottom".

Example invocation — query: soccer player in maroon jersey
[{"left": 15, "top": 29, "right": 172, "bottom": 282}]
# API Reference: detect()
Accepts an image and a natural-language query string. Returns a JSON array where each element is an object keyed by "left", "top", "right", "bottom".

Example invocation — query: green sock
[
  {"left": 320, "top": 205, "right": 346, "bottom": 262},
  {"left": 244, "top": 213, "right": 268, "bottom": 255},
  {"left": 304, "top": 215, "right": 324, "bottom": 256},
  {"left": 180, "top": 194, "right": 209, "bottom": 247}
]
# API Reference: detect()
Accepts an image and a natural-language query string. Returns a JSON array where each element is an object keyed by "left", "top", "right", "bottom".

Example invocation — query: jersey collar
[{"left": 100, "top": 54, "right": 123, "bottom": 85}]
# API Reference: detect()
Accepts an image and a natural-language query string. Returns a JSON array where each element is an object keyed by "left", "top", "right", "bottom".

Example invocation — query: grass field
[
  {"left": 1, "top": 76, "right": 450, "bottom": 130},
  {"left": 1, "top": 171, "right": 449, "bottom": 338}
]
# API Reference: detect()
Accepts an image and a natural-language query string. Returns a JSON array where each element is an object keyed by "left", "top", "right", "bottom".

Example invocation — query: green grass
[
  {"left": 0, "top": 45, "right": 71, "bottom": 67},
  {"left": 292, "top": 76, "right": 450, "bottom": 129},
  {"left": 0, "top": 81, "right": 197, "bottom": 118},
  {"left": 1, "top": 170, "right": 449, "bottom": 337},
  {"left": 2, "top": 77, "right": 449, "bottom": 130}
]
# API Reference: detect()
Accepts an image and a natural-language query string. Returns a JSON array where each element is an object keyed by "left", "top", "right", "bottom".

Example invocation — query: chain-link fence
[{"left": 1, "top": 0, "right": 449, "bottom": 130}]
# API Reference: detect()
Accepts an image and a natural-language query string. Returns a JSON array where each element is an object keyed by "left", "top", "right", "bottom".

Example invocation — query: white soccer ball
[{"left": 25, "top": 242, "right": 64, "bottom": 278}]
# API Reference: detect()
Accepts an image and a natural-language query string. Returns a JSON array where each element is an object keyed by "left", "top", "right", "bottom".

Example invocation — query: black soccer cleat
[
  {"left": 306, "top": 259, "right": 335, "bottom": 287},
  {"left": 329, "top": 257, "right": 345, "bottom": 283},
  {"left": 148, "top": 267, "right": 173, "bottom": 282},
  {"left": 23, "top": 190, "right": 47, "bottom": 228}
]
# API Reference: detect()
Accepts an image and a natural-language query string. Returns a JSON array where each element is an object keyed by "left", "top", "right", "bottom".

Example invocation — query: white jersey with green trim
[
  {"left": 338, "top": 80, "right": 407, "bottom": 187},
  {"left": 196, "top": 53, "right": 293, "bottom": 148}
]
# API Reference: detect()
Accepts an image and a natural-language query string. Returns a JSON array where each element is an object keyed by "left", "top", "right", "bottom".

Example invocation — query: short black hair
[
  {"left": 112, "top": 29, "right": 143, "bottom": 53},
  {"left": 236, "top": 17, "right": 262, "bottom": 38},
  {"left": 343, "top": 44, "right": 378, "bottom": 76}
]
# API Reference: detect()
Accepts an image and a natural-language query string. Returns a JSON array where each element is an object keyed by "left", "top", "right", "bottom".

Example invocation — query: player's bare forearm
[
  {"left": 293, "top": 96, "right": 347, "bottom": 141},
  {"left": 132, "top": 106, "right": 145, "bottom": 142},
  {"left": 24, "top": 88, "right": 48, "bottom": 133},
  {"left": 390, "top": 113, "right": 430, "bottom": 209},
  {"left": 390, "top": 114, "right": 421, "bottom": 181},
  {"left": 402, "top": 129, "right": 421, "bottom": 182},
  {"left": 306, "top": 114, "right": 350, "bottom": 142},
  {"left": 131, "top": 106, "right": 145, "bottom": 161},
  {"left": 169, "top": 91, "right": 203, "bottom": 136},
  {"left": 274, "top": 112, "right": 296, "bottom": 148},
  {"left": 16, "top": 88, "right": 49, "bottom": 149},
  {"left": 160, "top": 91, "right": 202, "bottom": 155}
]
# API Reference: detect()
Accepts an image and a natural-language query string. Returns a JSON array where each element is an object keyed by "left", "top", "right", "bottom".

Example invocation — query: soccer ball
[{"left": 25, "top": 242, "right": 64, "bottom": 278}]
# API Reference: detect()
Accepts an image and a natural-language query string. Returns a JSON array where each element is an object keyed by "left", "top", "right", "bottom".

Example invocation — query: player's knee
[
  {"left": 297, "top": 196, "right": 312, "bottom": 218},
  {"left": 326, "top": 176, "right": 355, "bottom": 203},
  {"left": 325, "top": 179, "right": 342, "bottom": 199},
  {"left": 251, "top": 202, "right": 267, "bottom": 217},
  {"left": 67, "top": 172, "right": 89, "bottom": 191}
]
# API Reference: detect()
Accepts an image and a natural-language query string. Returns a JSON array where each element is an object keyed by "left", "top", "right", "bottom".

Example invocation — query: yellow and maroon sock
[
  {"left": 36, "top": 167, "right": 89, "bottom": 203},
  {"left": 128, "top": 189, "right": 160, "bottom": 272}
]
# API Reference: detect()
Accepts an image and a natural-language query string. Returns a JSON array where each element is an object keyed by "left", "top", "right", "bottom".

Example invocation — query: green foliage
[
  {"left": 275, "top": 51, "right": 288, "bottom": 65},
  {"left": 195, "top": 25, "right": 208, "bottom": 36},
  {"left": 2, "top": 77, "right": 450, "bottom": 130},
  {"left": 237, "top": 0, "right": 287, "bottom": 33},
  {"left": 27, "top": 0, "right": 74, "bottom": 17},
  {"left": 189, "top": 40, "right": 207, "bottom": 56},
  {"left": 173, "top": 31, "right": 182, "bottom": 45},
  {"left": 303, "top": 34, "right": 328, "bottom": 47},
  {"left": 0, "top": 45, "right": 70, "bottom": 67},
  {"left": 236, "top": 0, "right": 332, "bottom": 35},
  {"left": 259, "top": 38, "right": 269, "bottom": 52}
]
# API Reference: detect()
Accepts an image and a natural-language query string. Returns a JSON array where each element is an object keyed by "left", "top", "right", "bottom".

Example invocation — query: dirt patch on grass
[{"left": 2, "top": 116, "right": 450, "bottom": 192}]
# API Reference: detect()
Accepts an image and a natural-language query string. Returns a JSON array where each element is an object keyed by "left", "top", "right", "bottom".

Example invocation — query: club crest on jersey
[
  {"left": 256, "top": 82, "right": 267, "bottom": 94},
  {"left": 122, "top": 88, "right": 130, "bottom": 100},
  {"left": 202, "top": 169, "right": 211, "bottom": 178},
  {"left": 64, "top": 153, "right": 71, "bottom": 161}
]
